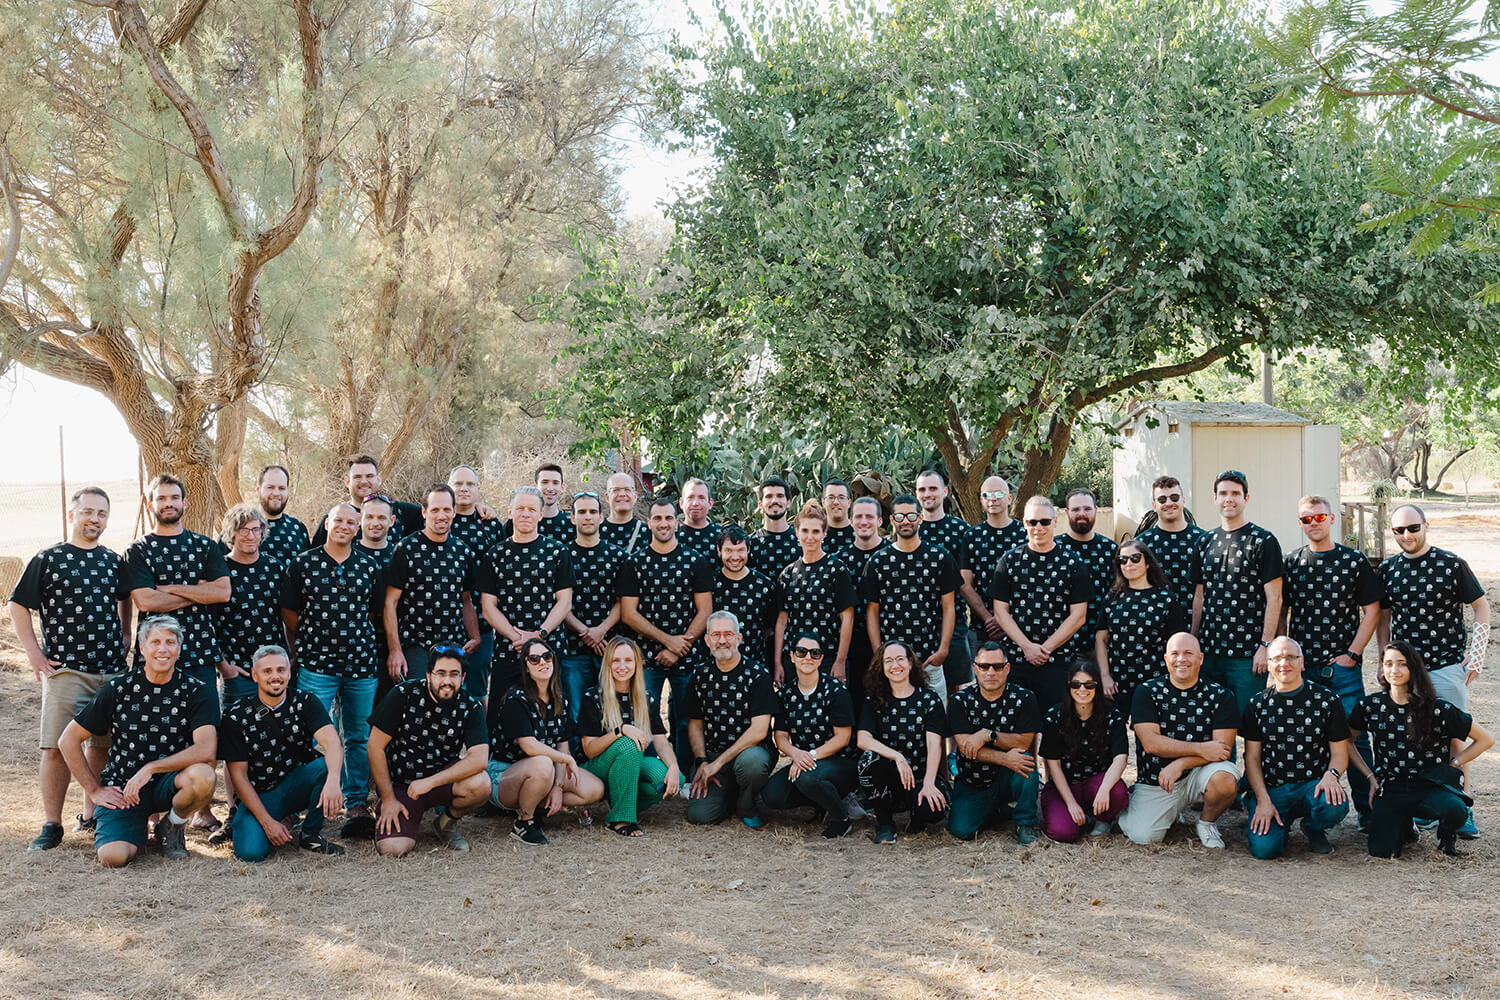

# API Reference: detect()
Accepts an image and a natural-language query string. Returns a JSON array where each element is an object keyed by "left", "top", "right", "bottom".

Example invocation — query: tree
[{"left": 557, "top": 0, "right": 1500, "bottom": 519}]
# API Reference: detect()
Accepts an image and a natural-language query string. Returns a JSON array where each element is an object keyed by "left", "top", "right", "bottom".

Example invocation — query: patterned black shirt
[
  {"left": 1199, "top": 523, "right": 1283, "bottom": 658},
  {"left": 449, "top": 510, "right": 506, "bottom": 626},
  {"left": 215, "top": 555, "right": 288, "bottom": 672},
  {"left": 122, "top": 531, "right": 230, "bottom": 673},
  {"left": 9, "top": 543, "right": 128, "bottom": 674},
  {"left": 259, "top": 514, "right": 310, "bottom": 569},
  {"left": 219, "top": 690, "right": 331, "bottom": 794},
  {"left": 857, "top": 688, "right": 946, "bottom": 777},
  {"left": 677, "top": 521, "right": 724, "bottom": 562},
  {"left": 750, "top": 526, "right": 802, "bottom": 578},
  {"left": 1348, "top": 692, "right": 1472, "bottom": 782},
  {"left": 576, "top": 686, "right": 667, "bottom": 744},
  {"left": 476, "top": 536, "right": 575, "bottom": 642},
  {"left": 1100, "top": 586, "right": 1186, "bottom": 701},
  {"left": 1134, "top": 524, "right": 1206, "bottom": 616},
  {"left": 919, "top": 515, "right": 970, "bottom": 565},
  {"left": 681, "top": 661, "right": 778, "bottom": 758},
  {"left": 1283, "top": 543, "right": 1383, "bottom": 670},
  {"left": 1242, "top": 683, "right": 1350, "bottom": 788},
  {"left": 1040, "top": 702, "right": 1129, "bottom": 784},
  {"left": 280, "top": 548, "right": 382, "bottom": 678},
  {"left": 598, "top": 517, "right": 648, "bottom": 554},
  {"left": 356, "top": 541, "right": 398, "bottom": 577},
  {"left": 494, "top": 685, "right": 575, "bottom": 763},
  {"left": 368, "top": 679, "right": 488, "bottom": 784},
  {"left": 1057, "top": 534, "right": 1119, "bottom": 635},
  {"left": 75, "top": 670, "right": 219, "bottom": 787},
  {"left": 779, "top": 556, "right": 858, "bottom": 663},
  {"left": 311, "top": 500, "right": 423, "bottom": 547},
  {"left": 838, "top": 539, "right": 889, "bottom": 588},
  {"left": 1378, "top": 547, "right": 1485, "bottom": 670},
  {"left": 947, "top": 682, "right": 1041, "bottom": 787},
  {"left": 618, "top": 544, "right": 715, "bottom": 667},
  {"left": 775, "top": 675, "right": 854, "bottom": 756},
  {"left": 960, "top": 520, "right": 1027, "bottom": 628},
  {"left": 825, "top": 523, "right": 855, "bottom": 553},
  {"left": 385, "top": 533, "right": 476, "bottom": 649},
  {"left": 987, "top": 544, "right": 1091, "bottom": 664},
  {"left": 1130, "top": 675, "right": 1239, "bottom": 786},
  {"left": 861, "top": 542, "right": 961, "bottom": 660},
  {"left": 714, "top": 568, "right": 779, "bottom": 664},
  {"left": 567, "top": 539, "right": 626, "bottom": 653}
]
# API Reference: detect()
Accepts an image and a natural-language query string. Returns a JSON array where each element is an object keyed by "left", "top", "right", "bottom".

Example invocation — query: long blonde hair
[{"left": 598, "top": 636, "right": 651, "bottom": 732}]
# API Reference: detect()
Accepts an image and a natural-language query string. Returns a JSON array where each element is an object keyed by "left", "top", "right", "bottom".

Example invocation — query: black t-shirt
[
  {"left": 681, "top": 662, "right": 778, "bottom": 758},
  {"left": 617, "top": 544, "right": 715, "bottom": 667},
  {"left": 568, "top": 539, "right": 627, "bottom": 650},
  {"left": 476, "top": 536, "right": 575, "bottom": 646},
  {"left": 280, "top": 547, "right": 383, "bottom": 678},
  {"left": 449, "top": 511, "right": 506, "bottom": 623},
  {"left": 919, "top": 515, "right": 970, "bottom": 565},
  {"left": 775, "top": 675, "right": 854, "bottom": 756},
  {"left": 1057, "top": 534, "right": 1119, "bottom": 635},
  {"left": 1129, "top": 675, "right": 1239, "bottom": 787},
  {"left": 750, "top": 526, "right": 802, "bottom": 578},
  {"left": 857, "top": 688, "right": 947, "bottom": 778},
  {"left": 9, "top": 543, "right": 128, "bottom": 674},
  {"left": 367, "top": 679, "right": 488, "bottom": 784},
  {"left": 987, "top": 544, "right": 1092, "bottom": 665},
  {"left": 1283, "top": 543, "right": 1383, "bottom": 669},
  {"left": 1241, "top": 683, "right": 1350, "bottom": 788},
  {"left": 494, "top": 685, "right": 575, "bottom": 763},
  {"left": 1349, "top": 692, "right": 1472, "bottom": 781},
  {"left": 219, "top": 690, "right": 331, "bottom": 793},
  {"left": 1100, "top": 586, "right": 1186, "bottom": 698},
  {"left": 385, "top": 533, "right": 476, "bottom": 649},
  {"left": 677, "top": 522, "right": 724, "bottom": 562},
  {"left": 356, "top": 541, "right": 398, "bottom": 577},
  {"left": 960, "top": 520, "right": 1027, "bottom": 628},
  {"left": 576, "top": 686, "right": 667, "bottom": 745},
  {"left": 215, "top": 555, "right": 288, "bottom": 673},
  {"left": 122, "top": 530, "right": 231, "bottom": 673},
  {"left": 598, "top": 517, "right": 648, "bottom": 554},
  {"left": 1040, "top": 702, "right": 1129, "bottom": 784},
  {"left": 1378, "top": 547, "right": 1485, "bottom": 670},
  {"left": 861, "top": 542, "right": 961, "bottom": 660},
  {"left": 500, "top": 512, "right": 573, "bottom": 543},
  {"left": 1135, "top": 524, "right": 1206, "bottom": 615},
  {"left": 947, "top": 682, "right": 1041, "bottom": 787},
  {"left": 838, "top": 539, "right": 889, "bottom": 594},
  {"left": 713, "top": 568, "right": 779, "bottom": 664},
  {"left": 825, "top": 523, "right": 855, "bottom": 553},
  {"left": 779, "top": 556, "right": 858, "bottom": 661},
  {"left": 311, "top": 500, "right": 423, "bottom": 548},
  {"left": 1199, "top": 523, "right": 1283, "bottom": 658},
  {"left": 259, "top": 514, "right": 310, "bottom": 569},
  {"left": 75, "top": 670, "right": 219, "bottom": 787}
]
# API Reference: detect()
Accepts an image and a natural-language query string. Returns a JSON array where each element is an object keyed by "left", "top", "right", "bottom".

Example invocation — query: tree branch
[
  {"left": 1079, "top": 331, "right": 1258, "bottom": 408},
  {"left": 0, "top": 145, "right": 19, "bottom": 297}
]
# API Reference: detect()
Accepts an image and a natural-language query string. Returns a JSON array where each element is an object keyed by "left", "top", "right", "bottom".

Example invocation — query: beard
[
  {"left": 154, "top": 507, "right": 182, "bottom": 525},
  {"left": 261, "top": 495, "right": 287, "bottom": 516}
]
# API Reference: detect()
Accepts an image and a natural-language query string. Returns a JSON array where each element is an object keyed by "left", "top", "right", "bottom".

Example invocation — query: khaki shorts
[{"left": 40, "top": 669, "right": 116, "bottom": 750}]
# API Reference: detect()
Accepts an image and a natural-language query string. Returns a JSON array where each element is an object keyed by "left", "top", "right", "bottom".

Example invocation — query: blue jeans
[
  {"left": 231, "top": 759, "right": 330, "bottom": 862},
  {"left": 465, "top": 631, "right": 495, "bottom": 701},
  {"left": 560, "top": 653, "right": 600, "bottom": 724},
  {"left": 1241, "top": 779, "right": 1349, "bottom": 859},
  {"left": 1310, "top": 661, "right": 1373, "bottom": 818},
  {"left": 297, "top": 670, "right": 376, "bottom": 809},
  {"left": 948, "top": 768, "right": 1040, "bottom": 839},
  {"left": 646, "top": 664, "right": 694, "bottom": 767}
]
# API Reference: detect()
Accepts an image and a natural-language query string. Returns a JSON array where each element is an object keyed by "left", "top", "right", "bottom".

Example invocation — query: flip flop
[{"left": 607, "top": 821, "right": 644, "bottom": 838}]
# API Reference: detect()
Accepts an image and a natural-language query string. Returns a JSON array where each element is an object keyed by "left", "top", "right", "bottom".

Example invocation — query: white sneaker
[
  {"left": 1088, "top": 820, "right": 1112, "bottom": 837},
  {"left": 1195, "top": 820, "right": 1224, "bottom": 849}
]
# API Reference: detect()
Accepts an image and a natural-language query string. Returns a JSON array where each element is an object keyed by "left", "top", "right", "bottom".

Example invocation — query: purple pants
[{"left": 1040, "top": 772, "right": 1129, "bottom": 842}]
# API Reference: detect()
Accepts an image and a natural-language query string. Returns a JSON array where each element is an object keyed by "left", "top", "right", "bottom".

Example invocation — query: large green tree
[{"left": 558, "top": 0, "right": 1498, "bottom": 518}]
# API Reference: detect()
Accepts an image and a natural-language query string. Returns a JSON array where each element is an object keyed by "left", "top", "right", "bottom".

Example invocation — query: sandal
[{"left": 607, "top": 821, "right": 644, "bottom": 838}]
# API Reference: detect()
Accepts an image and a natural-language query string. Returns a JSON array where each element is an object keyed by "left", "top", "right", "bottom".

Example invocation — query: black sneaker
[
  {"left": 157, "top": 820, "right": 188, "bottom": 860},
  {"left": 73, "top": 813, "right": 96, "bottom": 834},
  {"left": 511, "top": 818, "right": 548, "bottom": 847},
  {"left": 28, "top": 822, "right": 64, "bottom": 852},
  {"left": 821, "top": 816, "right": 854, "bottom": 840},
  {"left": 1438, "top": 831, "right": 1460, "bottom": 857},
  {"left": 873, "top": 825, "right": 897, "bottom": 845},
  {"left": 341, "top": 809, "right": 376, "bottom": 840},
  {"left": 1304, "top": 824, "right": 1334, "bottom": 855},
  {"left": 298, "top": 832, "right": 346, "bottom": 856}
]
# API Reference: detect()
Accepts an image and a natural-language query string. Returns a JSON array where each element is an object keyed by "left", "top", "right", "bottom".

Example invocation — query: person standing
[
  {"left": 714, "top": 524, "right": 780, "bottom": 667},
  {"left": 448, "top": 465, "right": 506, "bottom": 700},
  {"left": 560, "top": 491, "right": 626, "bottom": 720},
  {"left": 10, "top": 487, "right": 130, "bottom": 851},
  {"left": 356, "top": 494, "right": 401, "bottom": 707},
  {"left": 958, "top": 475, "right": 1025, "bottom": 656},
  {"left": 861, "top": 494, "right": 960, "bottom": 700},
  {"left": 215, "top": 504, "right": 288, "bottom": 709},
  {"left": 915, "top": 469, "right": 973, "bottom": 694},
  {"left": 1057, "top": 488, "right": 1119, "bottom": 652},
  {"left": 677, "top": 477, "right": 722, "bottom": 561},
  {"left": 253, "top": 465, "right": 310, "bottom": 568},
  {"left": 530, "top": 464, "right": 574, "bottom": 541},
  {"left": 310, "top": 454, "right": 423, "bottom": 546},
  {"left": 774, "top": 501, "right": 857, "bottom": 686},
  {"left": 1095, "top": 541, "right": 1186, "bottom": 708},
  {"left": 383, "top": 483, "right": 480, "bottom": 682},
  {"left": 599, "top": 472, "right": 648, "bottom": 553},
  {"left": 840, "top": 496, "right": 889, "bottom": 715},
  {"left": 822, "top": 479, "right": 855, "bottom": 552},
  {"left": 1135, "top": 475, "right": 1205, "bottom": 618},
  {"left": 750, "top": 477, "right": 802, "bottom": 577}
]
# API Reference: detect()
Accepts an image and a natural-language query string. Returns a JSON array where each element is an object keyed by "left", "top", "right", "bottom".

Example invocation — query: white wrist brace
[{"left": 1465, "top": 621, "right": 1490, "bottom": 674}]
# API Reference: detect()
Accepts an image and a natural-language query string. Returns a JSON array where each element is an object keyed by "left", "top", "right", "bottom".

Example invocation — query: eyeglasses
[
  {"left": 525, "top": 651, "right": 555, "bottom": 665},
  {"left": 980, "top": 490, "right": 1009, "bottom": 500},
  {"left": 430, "top": 643, "right": 467, "bottom": 659},
  {"left": 573, "top": 491, "right": 599, "bottom": 500},
  {"left": 1117, "top": 552, "right": 1144, "bottom": 565},
  {"left": 1154, "top": 493, "right": 1182, "bottom": 504},
  {"left": 707, "top": 630, "right": 737, "bottom": 641},
  {"left": 364, "top": 493, "right": 394, "bottom": 508},
  {"left": 1299, "top": 513, "right": 1332, "bottom": 525},
  {"left": 890, "top": 512, "right": 921, "bottom": 523},
  {"left": 1268, "top": 654, "right": 1301, "bottom": 663},
  {"left": 1216, "top": 470, "right": 1247, "bottom": 489},
  {"left": 1068, "top": 680, "right": 1098, "bottom": 690},
  {"left": 974, "top": 661, "right": 1008, "bottom": 671},
  {"left": 1391, "top": 524, "right": 1423, "bottom": 535},
  {"left": 791, "top": 646, "right": 825, "bottom": 658},
  {"left": 1024, "top": 518, "right": 1053, "bottom": 527}
]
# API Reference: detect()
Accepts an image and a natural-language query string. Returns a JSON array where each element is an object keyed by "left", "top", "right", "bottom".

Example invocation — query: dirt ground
[{"left": 2, "top": 518, "right": 1499, "bottom": 999}]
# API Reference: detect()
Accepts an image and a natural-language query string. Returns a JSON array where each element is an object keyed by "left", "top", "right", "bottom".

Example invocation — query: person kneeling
[
  {"left": 684, "top": 611, "right": 777, "bottom": 827},
  {"left": 947, "top": 643, "right": 1042, "bottom": 844},
  {"left": 1038, "top": 661, "right": 1129, "bottom": 842},
  {"left": 368, "top": 644, "right": 491, "bottom": 857},
  {"left": 222, "top": 645, "right": 346, "bottom": 860},
  {"left": 763, "top": 632, "right": 858, "bottom": 839},
  {"left": 857, "top": 641, "right": 948, "bottom": 844}
]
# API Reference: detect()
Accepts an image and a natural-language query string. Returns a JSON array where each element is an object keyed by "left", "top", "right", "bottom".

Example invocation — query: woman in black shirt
[
  {"left": 578, "top": 636, "right": 680, "bottom": 837},
  {"left": 1038, "top": 661, "right": 1130, "bottom": 841},
  {"left": 492, "top": 637, "right": 604, "bottom": 845},
  {"left": 857, "top": 640, "right": 948, "bottom": 844},
  {"left": 763, "top": 631, "right": 857, "bottom": 838},
  {"left": 1095, "top": 541, "right": 1185, "bottom": 707},
  {"left": 1348, "top": 641, "right": 1493, "bottom": 857}
]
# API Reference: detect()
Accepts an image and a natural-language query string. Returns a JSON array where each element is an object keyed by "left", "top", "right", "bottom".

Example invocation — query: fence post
[{"left": 58, "top": 425, "right": 66, "bottom": 543}]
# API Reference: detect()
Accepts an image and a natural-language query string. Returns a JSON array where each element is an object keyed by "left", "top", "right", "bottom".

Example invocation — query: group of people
[{"left": 8, "top": 457, "right": 1493, "bottom": 865}]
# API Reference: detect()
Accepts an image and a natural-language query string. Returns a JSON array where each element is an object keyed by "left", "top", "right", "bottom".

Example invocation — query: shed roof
[{"left": 1117, "top": 400, "right": 1312, "bottom": 429}]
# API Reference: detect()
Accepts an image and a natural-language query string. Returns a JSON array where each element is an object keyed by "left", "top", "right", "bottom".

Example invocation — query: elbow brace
[{"left": 1464, "top": 621, "right": 1490, "bottom": 675}]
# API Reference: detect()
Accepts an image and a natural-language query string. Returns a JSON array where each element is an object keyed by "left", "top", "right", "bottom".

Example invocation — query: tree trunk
[
  {"left": 215, "top": 395, "right": 248, "bottom": 506},
  {"left": 1433, "top": 446, "right": 1473, "bottom": 493},
  {"left": 1016, "top": 415, "right": 1076, "bottom": 503}
]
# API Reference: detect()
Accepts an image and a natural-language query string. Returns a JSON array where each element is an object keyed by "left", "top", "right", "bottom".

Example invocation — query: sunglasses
[
  {"left": 890, "top": 512, "right": 921, "bottom": 523},
  {"left": 1154, "top": 493, "right": 1182, "bottom": 504},
  {"left": 573, "top": 491, "right": 599, "bottom": 500},
  {"left": 1299, "top": 513, "right": 1333, "bottom": 525},
  {"left": 430, "top": 643, "right": 467, "bottom": 659},
  {"left": 974, "top": 661, "right": 1009, "bottom": 671},
  {"left": 980, "top": 490, "right": 1009, "bottom": 500},
  {"left": 791, "top": 646, "right": 825, "bottom": 658},
  {"left": 1024, "top": 518, "right": 1053, "bottom": 527},
  {"left": 1391, "top": 524, "right": 1423, "bottom": 535},
  {"left": 365, "top": 493, "right": 394, "bottom": 507},
  {"left": 525, "top": 651, "right": 555, "bottom": 665},
  {"left": 1117, "top": 552, "right": 1144, "bottom": 565},
  {"left": 1069, "top": 680, "right": 1098, "bottom": 690}
]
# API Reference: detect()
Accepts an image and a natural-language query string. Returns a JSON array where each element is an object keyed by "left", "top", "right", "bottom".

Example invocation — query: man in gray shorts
[{"left": 8, "top": 487, "right": 131, "bottom": 851}]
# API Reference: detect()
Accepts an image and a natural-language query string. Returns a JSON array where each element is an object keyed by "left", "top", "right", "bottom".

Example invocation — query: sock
[{"left": 167, "top": 809, "right": 186, "bottom": 825}]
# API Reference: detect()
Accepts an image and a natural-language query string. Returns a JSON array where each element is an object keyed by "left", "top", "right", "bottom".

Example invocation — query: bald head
[{"left": 1164, "top": 631, "right": 1203, "bottom": 687}]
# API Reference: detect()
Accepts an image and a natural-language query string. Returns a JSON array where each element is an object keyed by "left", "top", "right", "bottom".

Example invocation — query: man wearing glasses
[
  {"left": 958, "top": 476, "right": 1025, "bottom": 654},
  {"left": 947, "top": 643, "right": 1042, "bottom": 844},
  {"left": 1281, "top": 494, "right": 1381, "bottom": 825},
  {"left": 987, "top": 496, "right": 1090, "bottom": 708},
  {"left": 1378, "top": 503, "right": 1490, "bottom": 837},
  {"left": 560, "top": 491, "right": 626, "bottom": 720},
  {"left": 861, "top": 494, "right": 961, "bottom": 701},
  {"left": 1136, "top": 475, "right": 1205, "bottom": 618},
  {"left": 1196, "top": 470, "right": 1283, "bottom": 717},
  {"left": 599, "top": 472, "right": 648, "bottom": 553},
  {"left": 822, "top": 479, "right": 856, "bottom": 552},
  {"left": 1057, "top": 488, "right": 1119, "bottom": 653},
  {"left": 677, "top": 478, "right": 722, "bottom": 561}
]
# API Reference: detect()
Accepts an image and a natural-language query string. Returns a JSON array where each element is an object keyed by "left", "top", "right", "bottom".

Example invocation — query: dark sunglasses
[
  {"left": 525, "top": 651, "right": 555, "bottom": 665},
  {"left": 1155, "top": 493, "right": 1182, "bottom": 504},
  {"left": 573, "top": 491, "right": 599, "bottom": 500},
  {"left": 1024, "top": 517, "right": 1053, "bottom": 527},
  {"left": 365, "top": 493, "right": 394, "bottom": 507},
  {"left": 430, "top": 643, "right": 467, "bottom": 660},
  {"left": 1216, "top": 470, "right": 1247, "bottom": 488},
  {"left": 1391, "top": 524, "right": 1423, "bottom": 535},
  {"left": 1117, "top": 552, "right": 1144, "bottom": 565},
  {"left": 1299, "top": 513, "right": 1333, "bottom": 525},
  {"left": 791, "top": 646, "right": 825, "bottom": 658},
  {"left": 980, "top": 490, "right": 1009, "bottom": 500},
  {"left": 974, "top": 661, "right": 1009, "bottom": 671},
  {"left": 1069, "top": 680, "right": 1098, "bottom": 690}
]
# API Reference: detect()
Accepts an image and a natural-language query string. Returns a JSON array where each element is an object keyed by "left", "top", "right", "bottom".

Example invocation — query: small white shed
[{"left": 1112, "top": 401, "right": 1340, "bottom": 552}]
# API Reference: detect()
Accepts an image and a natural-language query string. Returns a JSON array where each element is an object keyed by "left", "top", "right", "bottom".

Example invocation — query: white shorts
[{"left": 1119, "top": 761, "right": 1241, "bottom": 845}]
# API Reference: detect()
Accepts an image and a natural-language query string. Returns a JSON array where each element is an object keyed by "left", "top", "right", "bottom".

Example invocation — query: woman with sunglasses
[
  {"left": 1095, "top": 541, "right": 1186, "bottom": 708},
  {"left": 857, "top": 640, "right": 948, "bottom": 844},
  {"left": 763, "top": 632, "right": 858, "bottom": 838},
  {"left": 1347, "top": 641, "right": 1493, "bottom": 857},
  {"left": 773, "top": 502, "right": 858, "bottom": 687},
  {"left": 490, "top": 637, "right": 604, "bottom": 845},
  {"left": 1038, "top": 660, "right": 1130, "bottom": 841},
  {"left": 576, "top": 636, "right": 681, "bottom": 837}
]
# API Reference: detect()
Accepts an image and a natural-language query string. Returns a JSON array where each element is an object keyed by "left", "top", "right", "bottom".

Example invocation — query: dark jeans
[
  {"left": 1308, "top": 660, "right": 1373, "bottom": 818},
  {"left": 1201, "top": 654, "right": 1263, "bottom": 720},
  {"left": 559, "top": 652, "right": 600, "bottom": 725},
  {"left": 942, "top": 628, "right": 975, "bottom": 690},
  {"left": 645, "top": 664, "right": 694, "bottom": 768},
  {"left": 1240, "top": 778, "right": 1349, "bottom": 859},
  {"left": 231, "top": 758, "right": 331, "bottom": 862},
  {"left": 1011, "top": 662, "right": 1065, "bottom": 710},
  {"left": 465, "top": 630, "right": 495, "bottom": 701},
  {"left": 1367, "top": 777, "right": 1468, "bottom": 858},
  {"left": 763, "top": 756, "right": 857, "bottom": 821},
  {"left": 686, "top": 746, "right": 774, "bottom": 824},
  {"left": 948, "top": 769, "right": 1040, "bottom": 839},
  {"left": 858, "top": 753, "right": 949, "bottom": 829}
]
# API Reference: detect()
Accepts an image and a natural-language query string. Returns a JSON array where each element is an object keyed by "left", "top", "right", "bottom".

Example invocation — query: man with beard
[
  {"left": 677, "top": 478, "right": 722, "bottom": 561},
  {"left": 11, "top": 487, "right": 131, "bottom": 851},
  {"left": 683, "top": 611, "right": 778, "bottom": 827},
  {"left": 862, "top": 495, "right": 960, "bottom": 701},
  {"left": 750, "top": 477, "right": 801, "bottom": 577},
  {"left": 560, "top": 491, "right": 626, "bottom": 719},
  {"left": 1056, "top": 488, "right": 1119, "bottom": 653},
  {"left": 713, "top": 525, "right": 779, "bottom": 667},
  {"left": 253, "top": 465, "right": 310, "bottom": 567},
  {"left": 959, "top": 475, "right": 1025, "bottom": 653},
  {"left": 823, "top": 479, "right": 855, "bottom": 552},
  {"left": 368, "top": 645, "right": 491, "bottom": 855},
  {"left": 383, "top": 484, "right": 480, "bottom": 683},
  {"left": 311, "top": 455, "right": 423, "bottom": 546},
  {"left": 529, "top": 464, "right": 574, "bottom": 542},
  {"left": 599, "top": 472, "right": 648, "bottom": 553},
  {"left": 1136, "top": 476, "right": 1205, "bottom": 618}
]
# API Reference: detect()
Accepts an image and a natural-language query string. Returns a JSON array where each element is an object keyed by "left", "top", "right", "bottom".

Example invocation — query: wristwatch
[{"left": 987, "top": 729, "right": 1000, "bottom": 748}]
